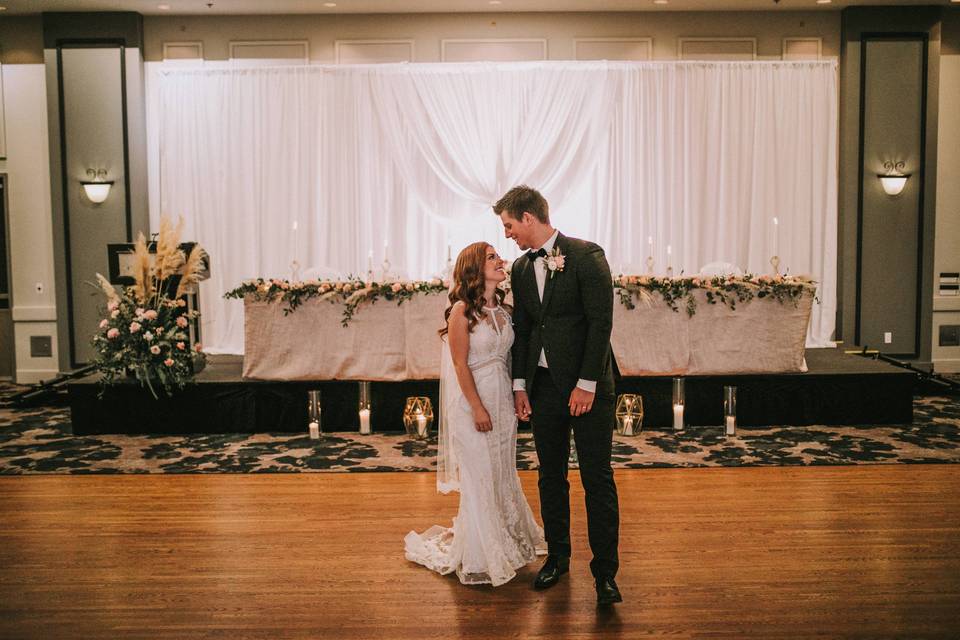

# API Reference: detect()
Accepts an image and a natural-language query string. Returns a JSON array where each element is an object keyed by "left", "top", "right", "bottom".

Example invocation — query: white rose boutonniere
[{"left": 546, "top": 248, "right": 565, "bottom": 279}]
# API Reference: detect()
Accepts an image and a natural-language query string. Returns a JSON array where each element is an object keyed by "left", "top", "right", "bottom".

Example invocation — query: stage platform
[{"left": 68, "top": 349, "right": 915, "bottom": 435}]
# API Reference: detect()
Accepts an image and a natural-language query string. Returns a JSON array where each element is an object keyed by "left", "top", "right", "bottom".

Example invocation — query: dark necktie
[{"left": 527, "top": 248, "right": 547, "bottom": 261}]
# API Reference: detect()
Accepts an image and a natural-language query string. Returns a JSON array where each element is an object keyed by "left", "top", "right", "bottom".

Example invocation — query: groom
[{"left": 494, "top": 185, "right": 621, "bottom": 605}]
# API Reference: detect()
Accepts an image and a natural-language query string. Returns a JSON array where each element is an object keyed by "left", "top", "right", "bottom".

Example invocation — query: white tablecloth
[{"left": 243, "top": 291, "right": 812, "bottom": 381}]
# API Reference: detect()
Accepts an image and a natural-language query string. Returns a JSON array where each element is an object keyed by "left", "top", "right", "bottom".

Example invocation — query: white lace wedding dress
[{"left": 404, "top": 303, "right": 545, "bottom": 586}]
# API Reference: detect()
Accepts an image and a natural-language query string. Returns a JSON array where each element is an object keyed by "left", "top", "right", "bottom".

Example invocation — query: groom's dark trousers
[
  {"left": 512, "top": 232, "right": 620, "bottom": 580},
  {"left": 530, "top": 367, "right": 618, "bottom": 579}
]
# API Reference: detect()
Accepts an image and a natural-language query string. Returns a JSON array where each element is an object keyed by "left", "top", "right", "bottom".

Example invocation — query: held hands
[
  {"left": 568, "top": 387, "right": 595, "bottom": 417},
  {"left": 514, "top": 390, "right": 532, "bottom": 422},
  {"left": 472, "top": 404, "right": 493, "bottom": 432}
]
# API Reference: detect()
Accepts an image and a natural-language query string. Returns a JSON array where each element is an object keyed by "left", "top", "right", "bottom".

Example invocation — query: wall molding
[
  {"left": 0, "top": 58, "right": 6, "bottom": 160},
  {"left": 440, "top": 38, "right": 547, "bottom": 62},
  {"left": 11, "top": 305, "right": 57, "bottom": 322},
  {"left": 573, "top": 37, "right": 652, "bottom": 61},
  {"left": 334, "top": 39, "right": 415, "bottom": 64},
  {"left": 782, "top": 37, "right": 822, "bottom": 60},
  {"left": 677, "top": 37, "right": 757, "bottom": 60},
  {"left": 228, "top": 40, "right": 309, "bottom": 65},
  {"left": 162, "top": 41, "right": 204, "bottom": 61}
]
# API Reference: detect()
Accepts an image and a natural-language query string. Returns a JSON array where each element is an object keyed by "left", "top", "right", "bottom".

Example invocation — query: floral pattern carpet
[{"left": 1, "top": 384, "right": 958, "bottom": 474}]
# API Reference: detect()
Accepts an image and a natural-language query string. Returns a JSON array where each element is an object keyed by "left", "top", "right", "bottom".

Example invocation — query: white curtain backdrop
[{"left": 146, "top": 60, "right": 838, "bottom": 354}]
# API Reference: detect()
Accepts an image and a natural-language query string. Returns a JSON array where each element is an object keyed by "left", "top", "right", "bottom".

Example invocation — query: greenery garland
[
  {"left": 226, "top": 273, "right": 816, "bottom": 326},
  {"left": 613, "top": 274, "right": 817, "bottom": 317},
  {"left": 224, "top": 277, "right": 451, "bottom": 327}
]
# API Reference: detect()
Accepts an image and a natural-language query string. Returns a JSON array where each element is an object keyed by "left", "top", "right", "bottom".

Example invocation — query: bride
[{"left": 404, "top": 242, "right": 544, "bottom": 586}]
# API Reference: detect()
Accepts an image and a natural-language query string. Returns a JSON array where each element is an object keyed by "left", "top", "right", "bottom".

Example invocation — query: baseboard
[
  {"left": 15, "top": 369, "right": 60, "bottom": 385},
  {"left": 933, "top": 359, "right": 960, "bottom": 374}
]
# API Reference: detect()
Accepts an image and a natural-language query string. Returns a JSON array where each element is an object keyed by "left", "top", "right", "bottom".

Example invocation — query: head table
[{"left": 240, "top": 279, "right": 815, "bottom": 381}]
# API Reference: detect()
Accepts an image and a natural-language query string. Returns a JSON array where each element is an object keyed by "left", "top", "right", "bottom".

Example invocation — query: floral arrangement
[
  {"left": 613, "top": 273, "right": 817, "bottom": 317},
  {"left": 226, "top": 268, "right": 814, "bottom": 325},
  {"left": 224, "top": 277, "right": 451, "bottom": 327},
  {"left": 91, "top": 217, "right": 207, "bottom": 398}
]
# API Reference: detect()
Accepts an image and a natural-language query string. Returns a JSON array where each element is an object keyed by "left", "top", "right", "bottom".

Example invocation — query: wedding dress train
[{"left": 404, "top": 304, "right": 544, "bottom": 586}]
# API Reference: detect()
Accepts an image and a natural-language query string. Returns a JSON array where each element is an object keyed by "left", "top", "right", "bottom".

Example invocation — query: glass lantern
[
  {"left": 672, "top": 377, "right": 685, "bottom": 431},
  {"left": 724, "top": 385, "right": 737, "bottom": 436},
  {"left": 307, "top": 389, "right": 322, "bottom": 439},
  {"left": 358, "top": 381, "right": 372, "bottom": 435},
  {"left": 402, "top": 396, "right": 434, "bottom": 440},
  {"left": 615, "top": 394, "right": 644, "bottom": 436}
]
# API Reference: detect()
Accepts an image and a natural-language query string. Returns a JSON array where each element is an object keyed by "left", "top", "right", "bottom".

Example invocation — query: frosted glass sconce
[
  {"left": 81, "top": 168, "right": 113, "bottom": 204},
  {"left": 878, "top": 161, "right": 909, "bottom": 197}
]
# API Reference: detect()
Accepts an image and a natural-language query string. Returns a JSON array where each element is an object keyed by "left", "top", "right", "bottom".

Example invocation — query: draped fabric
[{"left": 147, "top": 60, "right": 838, "bottom": 354}]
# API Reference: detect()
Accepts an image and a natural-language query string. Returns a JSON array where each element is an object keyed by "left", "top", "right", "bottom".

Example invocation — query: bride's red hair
[{"left": 439, "top": 242, "right": 506, "bottom": 338}]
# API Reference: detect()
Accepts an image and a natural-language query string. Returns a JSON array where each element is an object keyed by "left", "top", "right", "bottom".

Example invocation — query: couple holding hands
[{"left": 404, "top": 185, "right": 622, "bottom": 606}]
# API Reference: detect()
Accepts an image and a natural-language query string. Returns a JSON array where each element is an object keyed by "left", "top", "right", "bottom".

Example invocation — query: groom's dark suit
[{"left": 512, "top": 232, "right": 619, "bottom": 579}]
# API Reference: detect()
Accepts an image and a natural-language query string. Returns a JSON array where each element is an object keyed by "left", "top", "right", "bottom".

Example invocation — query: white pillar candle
[
  {"left": 416, "top": 414, "right": 428, "bottom": 437},
  {"left": 672, "top": 404, "right": 684, "bottom": 430},
  {"left": 359, "top": 408, "right": 371, "bottom": 435},
  {"left": 622, "top": 415, "right": 634, "bottom": 436},
  {"left": 725, "top": 415, "right": 736, "bottom": 436},
  {"left": 309, "top": 421, "right": 320, "bottom": 440},
  {"left": 367, "top": 250, "right": 374, "bottom": 274},
  {"left": 773, "top": 217, "right": 780, "bottom": 257}
]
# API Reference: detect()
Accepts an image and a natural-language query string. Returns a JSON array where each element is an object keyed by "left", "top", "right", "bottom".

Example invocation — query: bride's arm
[{"left": 448, "top": 303, "right": 493, "bottom": 432}]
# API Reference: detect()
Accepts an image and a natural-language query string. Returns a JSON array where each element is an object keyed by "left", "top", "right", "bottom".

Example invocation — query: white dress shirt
[{"left": 513, "top": 230, "right": 597, "bottom": 394}]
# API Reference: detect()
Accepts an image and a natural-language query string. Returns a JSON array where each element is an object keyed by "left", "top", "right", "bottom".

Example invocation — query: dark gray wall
[
  {"left": 840, "top": 6, "right": 942, "bottom": 363},
  {"left": 61, "top": 47, "right": 129, "bottom": 364},
  {"left": 0, "top": 175, "right": 11, "bottom": 379},
  {"left": 43, "top": 12, "right": 149, "bottom": 369},
  {"left": 859, "top": 38, "right": 925, "bottom": 356}
]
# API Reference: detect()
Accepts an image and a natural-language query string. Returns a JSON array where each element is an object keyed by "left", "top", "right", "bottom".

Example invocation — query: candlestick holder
[
  {"left": 615, "top": 394, "right": 643, "bottom": 436},
  {"left": 381, "top": 258, "right": 392, "bottom": 282},
  {"left": 672, "top": 377, "right": 685, "bottom": 431},
  {"left": 358, "top": 381, "right": 372, "bottom": 435},
  {"left": 770, "top": 255, "right": 781, "bottom": 275},
  {"left": 402, "top": 396, "right": 434, "bottom": 440},
  {"left": 724, "top": 386, "right": 737, "bottom": 436},
  {"left": 646, "top": 256, "right": 654, "bottom": 274},
  {"left": 307, "top": 389, "right": 322, "bottom": 439},
  {"left": 290, "top": 259, "right": 301, "bottom": 282}
]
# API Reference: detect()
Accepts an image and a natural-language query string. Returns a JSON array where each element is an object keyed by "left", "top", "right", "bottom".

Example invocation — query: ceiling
[{"left": 0, "top": 0, "right": 954, "bottom": 15}]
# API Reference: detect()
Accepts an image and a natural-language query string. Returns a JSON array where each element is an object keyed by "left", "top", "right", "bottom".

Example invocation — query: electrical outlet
[
  {"left": 940, "top": 325, "right": 960, "bottom": 347},
  {"left": 30, "top": 336, "right": 53, "bottom": 358},
  {"left": 884, "top": 332, "right": 892, "bottom": 344}
]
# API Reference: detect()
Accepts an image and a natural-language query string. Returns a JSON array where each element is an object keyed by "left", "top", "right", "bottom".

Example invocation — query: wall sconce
[
  {"left": 80, "top": 168, "right": 114, "bottom": 204},
  {"left": 878, "top": 161, "right": 910, "bottom": 197}
]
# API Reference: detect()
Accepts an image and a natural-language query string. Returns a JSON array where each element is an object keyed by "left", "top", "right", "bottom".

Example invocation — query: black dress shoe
[
  {"left": 533, "top": 555, "right": 569, "bottom": 589},
  {"left": 595, "top": 576, "right": 623, "bottom": 605}
]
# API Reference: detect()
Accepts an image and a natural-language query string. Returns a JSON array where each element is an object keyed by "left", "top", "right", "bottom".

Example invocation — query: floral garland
[
  {"left": 224, "top": 277, "right": 451, "bottom": 327},
  {"left": 613, "top": 274, "right": 817, "bottom": 317},
  {"left": 226, "top": 273, "right": 815, "bottom": 325}
]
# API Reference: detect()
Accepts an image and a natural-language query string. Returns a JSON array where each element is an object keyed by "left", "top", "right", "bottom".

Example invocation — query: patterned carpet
[{"left": 1, "top": 382, "right": 958, "bottom": 474}]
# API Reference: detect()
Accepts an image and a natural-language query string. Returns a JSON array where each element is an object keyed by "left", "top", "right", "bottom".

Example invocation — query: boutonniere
[{"left": 545, "top": 248, "right": 565, "bottom": 279}]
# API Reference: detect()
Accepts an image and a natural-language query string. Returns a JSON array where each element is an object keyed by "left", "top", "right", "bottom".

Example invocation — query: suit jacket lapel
[
  {"left": 540, "top": 233, "right": 565, "bottom": 313},
  {"left": 523, "top": 254, "right": 541, "bottom": 315}
]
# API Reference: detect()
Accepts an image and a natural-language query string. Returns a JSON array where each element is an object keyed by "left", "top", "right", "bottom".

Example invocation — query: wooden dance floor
[{"left": 1, "top": 466, "right": 958, "bottom": 638}]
